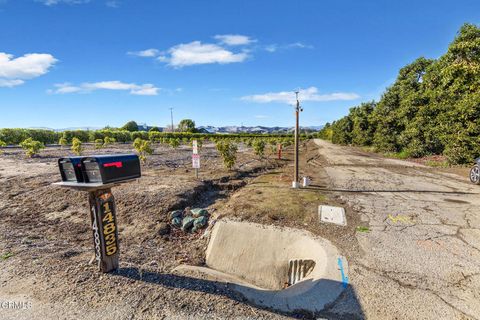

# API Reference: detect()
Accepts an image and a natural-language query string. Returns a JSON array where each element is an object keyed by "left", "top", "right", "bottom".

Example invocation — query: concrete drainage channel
[{"left": 174, "top": 220, "right": 348, "bottom": 314}]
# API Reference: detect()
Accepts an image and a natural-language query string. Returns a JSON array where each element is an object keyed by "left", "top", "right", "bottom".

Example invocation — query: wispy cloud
[
  {"left": 0, "top": 52, "right": 57, "bottom": 87},
  {"left": 213, "top": 34, "right": 256, "bottom": 46},
  {"left": 254, "top": 115, "right": 269, "bottom": 119},
  {"left": 127, "top": 48, "right": 160, "bottom": 57},
  {"left": 35, "top": 0, "right": 91, "bottom": 5},
  {"left": 105, "top": 0, "right": 118, "bottom": 7},
  {"left": 48, "top": 80, "right": 160, "bottom": 95},
  {"left": 264, "top": 42, "right": 313, "bottom": 53},
  {"left": 241, "top": 87, "right": 360, "bottom": 104},
  {"left": 157, "top": 41, "right": 249, "bottom": 67}
]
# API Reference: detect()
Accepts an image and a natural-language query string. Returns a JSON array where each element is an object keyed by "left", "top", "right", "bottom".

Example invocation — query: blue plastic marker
[{"left": 337, "top": 257, "right": 349, "bottom": 288}]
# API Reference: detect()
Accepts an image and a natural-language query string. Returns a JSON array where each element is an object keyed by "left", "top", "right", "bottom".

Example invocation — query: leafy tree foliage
[
  {"left": 319, "top": 23, "right": 480, "bottom": 164},
  {"left": 103, "top": 136, "right": 116, "bottom": 146},
  {"left": 94, "top": 139, "right": 104, "bottom": 149},
  {"left": 215, "top": 140, "right": 237, "bottom": 170},
  {"left": 20, "top": 138, "right": 45, "bottom": 158},
  {"left": 71, "top": 137, "right": 83, "bottom": 155},
  {"left": 252, "top": 139, "right": 266, "bottom": 158},
  {"left": 178, "top": 119, "right": 196, "bottom": 133},
  {"left": 122, "top": 121, "right": 139, "bottom": 132},
  {"left": 59, "top": 137, "right": 68, "bottom": 148},
  {"left": 133, "top": 138, "right": 153, "bottom": 163}
]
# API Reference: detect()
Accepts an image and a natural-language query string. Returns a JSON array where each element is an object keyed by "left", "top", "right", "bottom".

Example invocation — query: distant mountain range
[
  {"left": 27, "top": 125, "right": 324, "bottom": 133},
  {"left": 196, "top": 126, "right": 324, "bottom": 134}
]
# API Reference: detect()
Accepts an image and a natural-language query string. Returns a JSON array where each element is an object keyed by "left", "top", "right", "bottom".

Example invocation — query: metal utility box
[
  {"left": 58, "top": 157, "right": 85, "bottom": 182},
  {"left": 81, "top": 154, "right": 141, "bottom": 184}
]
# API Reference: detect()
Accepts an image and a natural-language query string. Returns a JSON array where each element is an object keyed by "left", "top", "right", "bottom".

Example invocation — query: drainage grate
[{"left": 288, "top": 259, "right": 316, "bottom": 286}]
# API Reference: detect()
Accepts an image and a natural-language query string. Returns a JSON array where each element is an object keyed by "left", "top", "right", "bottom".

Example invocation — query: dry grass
[{"left": 223, "top": 170, "right": 326, "bottom": 224}]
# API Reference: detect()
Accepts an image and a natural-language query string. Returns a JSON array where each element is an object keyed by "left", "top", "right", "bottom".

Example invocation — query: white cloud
[
  {"left": 0, "top": 52, "right": 57, "bottom": 87},
  {"left": 127, "top": 48, "right": 159, "bottom": 57},
  {"left": 287, "top": 42, "right": 313, "bottom": 49},
  {"left": 254, "top": 115, "right": 269, "bottom": 119},
  {"left": 158, "top": 41, "right": 249, "bottom": 67},
  {"left": 48, "top": 80, "right": 160, "bottom": 96},
  {"left": 265, "top": 45, "right": 278, "bottom": 53},
  {"left": 264, "top": 42, "right": 313, "bottom": 53},
  {"left": 213, "top": 34, "right": 255, "bottom": 46},
  {"left": 36, "top": 0, "right": 91, "bottom": 5},
  {"left": 0, "top": 79, "right": 24, "bottom": 87},
  {"left": 241, "top": 87, "right": 360, "bottom": 104},
  {"left": 105, "top": 0, "right": 118, "bottom": 7}
]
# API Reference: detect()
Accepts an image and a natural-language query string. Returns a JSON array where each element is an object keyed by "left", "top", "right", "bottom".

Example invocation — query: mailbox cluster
[
  {"left": 58, "top": 154, "right": 141, "bottom": 185},
  {"left": 55, "top": 154, "right": 141, "bottom": 273}
]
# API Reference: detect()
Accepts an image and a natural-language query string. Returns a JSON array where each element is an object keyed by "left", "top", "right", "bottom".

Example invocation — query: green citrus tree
[
  {"left": 20, "top": 138, "right": 45, "bottom": 158},
  {"left": 71, "top": 137, "right": 83, "bottom": 155}
]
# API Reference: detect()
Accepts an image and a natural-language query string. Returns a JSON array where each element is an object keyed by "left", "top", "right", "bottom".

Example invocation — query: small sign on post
[{"left": 192, "top": 140, "right": 200, "bottom": 178}]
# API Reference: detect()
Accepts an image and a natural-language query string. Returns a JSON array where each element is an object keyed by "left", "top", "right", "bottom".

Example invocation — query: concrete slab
[
  {"left": 319, "top": 205, "right": 347, "bottom": 226},
  {"left": 173, "top": 220, "right": 348, "bottom": 313}
]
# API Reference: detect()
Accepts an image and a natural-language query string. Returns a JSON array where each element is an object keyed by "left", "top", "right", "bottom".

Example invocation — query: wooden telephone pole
[{"left": 292, "top": 90, "right": 302, "bottom": 188}]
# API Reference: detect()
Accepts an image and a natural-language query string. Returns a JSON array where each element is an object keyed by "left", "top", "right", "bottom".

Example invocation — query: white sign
[
  {"left": 192, "top": 140, "right": 198, "bottom": 154},
  {"left": 192, "top": 154, "right": 200, "bottom": 169}
]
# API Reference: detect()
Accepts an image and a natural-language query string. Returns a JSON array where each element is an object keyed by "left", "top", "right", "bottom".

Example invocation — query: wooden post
[
  {"left": 277, "top": 143, "right": 282, "bottom": 160},
  {"left": 88, "top": 188, "right": 119, "bottom": 273}
]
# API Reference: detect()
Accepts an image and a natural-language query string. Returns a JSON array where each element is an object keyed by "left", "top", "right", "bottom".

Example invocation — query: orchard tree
[
  {"left": 252, "top": 139, "right": 266, "bottom": 158},
  {"left": 71, "top": 137, "right": 83, "bottom": 155},
  {"left": 59, "top": 137, "right": 68, "bottom": 148},
  {"left": 122, "top": 121, "right": 139, "bottom": 132},
  {"left": 133, "top": 138, "right": 153, "bottom": 163},
  {"left": 103, "top": 136, "right": 116, "bottom": 146},
  {"left": 94, "top": 139, "right": 103, "bottom": 149},
  {"left": 0, "top": 140, "right": 6, "bottom": 154},
  {"left": 216, "top": 140, "right": 237, "bottom": 170},
  {"left": 20, "top": 138, "right": 45, "bottom": 158},
  {"left": 178, "top": 119, "right": 196, "bottom": 133}
]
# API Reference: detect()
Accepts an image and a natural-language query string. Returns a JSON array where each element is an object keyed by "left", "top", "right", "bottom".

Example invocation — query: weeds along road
[{"left": 314, "top": 139, "right": 480, "bottom": 320}]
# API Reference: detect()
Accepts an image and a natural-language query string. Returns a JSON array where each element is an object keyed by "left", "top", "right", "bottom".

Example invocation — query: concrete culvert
[{"left": 174, "top": 220, "right": 348, "bottom": 313}]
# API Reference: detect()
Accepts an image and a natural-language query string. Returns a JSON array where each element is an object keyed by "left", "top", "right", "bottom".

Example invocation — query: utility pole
[
  {"left": 169, "top": 107, "right": 174, "bottom": 132},
  {"left": 292, "top": 90, "right": 303, "bottom": 189}
]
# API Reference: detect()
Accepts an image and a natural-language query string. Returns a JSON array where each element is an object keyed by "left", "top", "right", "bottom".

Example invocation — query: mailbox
[
  {"left": 81, "top": 154, "right": 141, "bottom": 184},
  {"left": 58, "top": 157, "right": 85, "bottom": 182}
]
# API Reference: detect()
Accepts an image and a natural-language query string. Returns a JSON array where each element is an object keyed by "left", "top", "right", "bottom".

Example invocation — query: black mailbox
[
  {"left": 58, "top": 157, "right": 85, "bottom": 182},
  {"left": 81, "top": 154, "right": 141, "bottom": 184}
]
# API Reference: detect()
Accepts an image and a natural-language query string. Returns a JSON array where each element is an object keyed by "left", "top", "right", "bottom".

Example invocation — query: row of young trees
[
  {"left": 318, "top": 23, "right": 480, "bottom": 164},
  {"left": 0, "top": 128, "right": 313, "bottom": 146}
]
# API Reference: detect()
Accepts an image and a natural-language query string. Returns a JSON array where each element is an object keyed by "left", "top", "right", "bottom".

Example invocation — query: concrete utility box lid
[{"left": 319, "top": 205, "right": 346, "bottom": 226}]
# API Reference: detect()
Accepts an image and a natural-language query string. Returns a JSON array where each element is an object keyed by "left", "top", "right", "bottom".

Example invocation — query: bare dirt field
[
  {"left": 1, "top": 140, "right": 479, "bottom": 320},
  {"left": 0, "top": 143, "right": 292, "bottom": 320}
]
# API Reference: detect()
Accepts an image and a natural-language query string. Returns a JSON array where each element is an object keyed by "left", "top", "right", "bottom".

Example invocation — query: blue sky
[{"left": 0, "top": 0, "right": 479, "bottom": 129}]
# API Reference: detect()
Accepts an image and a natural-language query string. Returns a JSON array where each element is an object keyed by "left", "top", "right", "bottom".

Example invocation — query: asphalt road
[{"left": 314, "top": 139, "right": 480, "bottom": 320}]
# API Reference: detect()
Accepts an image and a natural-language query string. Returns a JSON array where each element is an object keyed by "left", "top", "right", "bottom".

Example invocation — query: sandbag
[
  {"left": 171, "top": 217, "right": 183, "bottom": 228},
  {"left": 191, "top": 208, "right": 209, "bottom": 218},
  {"left": 191, "top": 216, "right": 208, "bottom": 233},
  {"left": 181, "top": 216, "right": 195, "bottom": 232},
  {"left": 169, "top": 210, "right": 183, "bottom": 220}
]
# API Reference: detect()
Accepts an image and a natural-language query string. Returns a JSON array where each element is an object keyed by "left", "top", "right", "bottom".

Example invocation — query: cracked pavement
[{"left": 314, "top": 139, "right": 480, "bottom": 320}]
